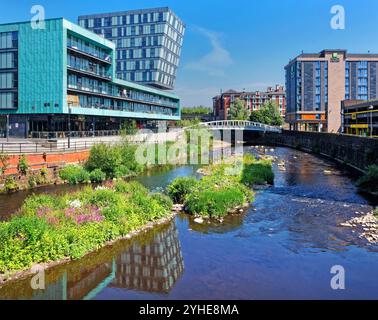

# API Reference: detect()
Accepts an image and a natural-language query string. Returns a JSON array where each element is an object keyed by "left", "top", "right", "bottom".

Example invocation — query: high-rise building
[
  {"left": 285, "top": 49, "right": 378, "bottom": 133},
  {"left": 213, "top": 85, "right": 286, "bottom": 121},
  {"left": 78, "top": 7, "right": 185, "bottom": 90},
  {"left": 0, "top": 18, "right": 181, "bottom": 138}
]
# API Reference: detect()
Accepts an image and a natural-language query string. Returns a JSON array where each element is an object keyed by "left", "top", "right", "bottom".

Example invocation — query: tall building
[
  {"left": 285, "top": 49, "right": 378, "bottom": 133},
  {"left": 213, "top": 85, "right": 286, "bottom": 121},
  {"left": 78, "top": 7, "right": 185, "bottom": 90},
  {"left": 0, "top": 18, "right": 180, "bottom": 138}
]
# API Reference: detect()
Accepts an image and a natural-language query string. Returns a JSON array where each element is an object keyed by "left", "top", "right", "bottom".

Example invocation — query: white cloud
[{"left": 185, "top": 26, "right": 233, "bottom": 76}]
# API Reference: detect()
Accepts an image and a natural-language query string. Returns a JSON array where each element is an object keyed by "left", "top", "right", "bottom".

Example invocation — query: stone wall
[{"left": 247, "top": 130, "right": 378, "bottom": 172}]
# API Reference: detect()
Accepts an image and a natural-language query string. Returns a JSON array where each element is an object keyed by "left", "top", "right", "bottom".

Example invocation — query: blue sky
[{"left": 1, "top": 0, "right": 378, "bottom": 107}]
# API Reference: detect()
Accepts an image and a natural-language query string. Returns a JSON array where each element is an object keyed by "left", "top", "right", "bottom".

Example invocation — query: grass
[
  {"left": 167, "top": 154, "right": 273, "bottom": 218},
  {"left": 0, "top": 181, "right": 172, "bottom": 275}
]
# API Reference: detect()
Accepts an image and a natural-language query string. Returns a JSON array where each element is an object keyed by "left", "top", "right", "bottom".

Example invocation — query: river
[{"left": 0, "top": 147, "right": 377, "bottom": 300}]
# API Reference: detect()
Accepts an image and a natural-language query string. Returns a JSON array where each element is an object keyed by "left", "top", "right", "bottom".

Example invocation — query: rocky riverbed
[{"left": 341, "top": 211, "right": 378, "bottom": 243}]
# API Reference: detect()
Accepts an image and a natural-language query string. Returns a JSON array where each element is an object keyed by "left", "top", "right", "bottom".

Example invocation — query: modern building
[
  {"left": 285, "top": 49, "right": 378, "bottom": 133},
  {"left": 78, "top": 7, "right": 185, "bottom": 90},
  {"left": 342, "top": 99, "right": 378, "bottom": 137},
  {"left": 213, "top": 85, "right": 286, "bottom": 121},
  {"left": 0, "top": 18, "right": 181, "bottom": 138}
]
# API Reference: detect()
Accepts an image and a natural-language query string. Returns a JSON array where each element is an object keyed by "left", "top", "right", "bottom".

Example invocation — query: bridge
[{"left": 196, "top": 120, "right": 282, "bottom": 133}]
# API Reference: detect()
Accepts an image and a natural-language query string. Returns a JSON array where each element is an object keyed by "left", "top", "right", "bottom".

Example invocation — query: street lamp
[
  {"left": 68, "top": 102, "right": 73, "bottom": 148},
  {"left": 369, "top": 105, "right": 374, "bottom": 138},
  {"left": 6, "top": 114, "right": 9, "bottom": 142}
]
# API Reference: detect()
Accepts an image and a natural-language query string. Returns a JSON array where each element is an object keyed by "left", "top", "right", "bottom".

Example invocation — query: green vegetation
[
  {"left": 0, "top": 181, "right": 172, "bottom": 274},
  {"left": 167, "top": 177, "right": 199, "bottom": 203},
  {"left": 357, "top": 165, "right": 378, "bottom": 193},
  {"left": 59, "top": 165, "right": 90, "bottom": 185},
  {"left": 18, "top": 155, "right": 29, "bottom": 175},
  {"left": 181, "top": 106, "right": 212, "bottom": 115},
  {"left": 176, "top": 118, "right": 201, "bottom": 128},
  {"left": 250, "top": 101, "right": 283, "bottom": 126},
  {"left": 228, "top": 98, "right": 250, "bottom": 120},
  {"left": 167, "top": 155, "right": 274, "bottom": 218},
  {"left": 4, "top": 177, "right": 18, "bottom": 193},
  {"left": 85, "top": 143, "right": 144, "bottom": 180}
]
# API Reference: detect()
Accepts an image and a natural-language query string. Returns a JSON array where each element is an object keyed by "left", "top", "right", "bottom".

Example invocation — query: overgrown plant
[
  {"left": 18, "top": 155, "right": 29, "bottom": 175},
  {"left": 0, "top": 181, "right": 172, "bottom": 274}
]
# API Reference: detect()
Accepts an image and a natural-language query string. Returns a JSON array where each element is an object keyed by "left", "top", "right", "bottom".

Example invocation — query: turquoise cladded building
[{"left": 0, "top": 18, "right": 181, "bottom": 138}]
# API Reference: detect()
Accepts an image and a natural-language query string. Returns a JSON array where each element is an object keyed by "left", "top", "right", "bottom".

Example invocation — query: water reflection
[
  {"left": 0, "top": 221, "right": 184, "bottom": 300},
  {"left": 110, "top": 222, "right": 184, "bottom": 294}
]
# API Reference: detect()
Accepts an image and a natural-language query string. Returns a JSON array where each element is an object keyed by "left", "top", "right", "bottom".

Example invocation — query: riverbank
[
  {"left": 0, "top": 138, "right": 231, "bottom": 194},
  {"left": 0, "top": 180, "right": 176, "bottom": 281}
]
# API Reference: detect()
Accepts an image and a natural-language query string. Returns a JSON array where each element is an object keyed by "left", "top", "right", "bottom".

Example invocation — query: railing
[
  {"left": 30, "top": 130, "right": 121, "bottom": 140},
  {"left": 198, "top": 120, "right": 282, "bottom": 133}
]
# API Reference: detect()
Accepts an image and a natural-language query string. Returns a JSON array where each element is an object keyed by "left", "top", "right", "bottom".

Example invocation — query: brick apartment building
[{"left": 213, "top": 85, "right": 286, "bottom": 121}]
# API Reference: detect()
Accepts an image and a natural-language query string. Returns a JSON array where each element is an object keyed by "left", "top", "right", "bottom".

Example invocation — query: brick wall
[{"left": 2, "top": 150, "right": 90, "bottom": 176}]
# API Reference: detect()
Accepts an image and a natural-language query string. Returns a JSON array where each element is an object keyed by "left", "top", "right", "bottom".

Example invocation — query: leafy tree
[
  {"left": 182, "top": 106, "right": 212, "bottom": 115},
  {"left": 228, "top": 98, "right": 250, "bottom": 120},
  {"left": 250, "top": 101, "right": 283, "bottom": 126}
]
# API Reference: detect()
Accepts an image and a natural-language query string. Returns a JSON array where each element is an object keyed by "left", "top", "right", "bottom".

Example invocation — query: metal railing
[
  {"left": 198, "top": 120, "right": 283, "bottom": 133},
  {"left": 30, "top": 130, "right": 121, "bottom": 140}
]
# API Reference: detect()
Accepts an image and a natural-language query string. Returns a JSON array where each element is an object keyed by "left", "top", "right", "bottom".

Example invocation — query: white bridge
[{"left": 196, "top": 120, "right": 282, "bottom": 133}]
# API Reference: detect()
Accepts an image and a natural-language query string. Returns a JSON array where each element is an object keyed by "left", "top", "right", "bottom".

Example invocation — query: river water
[{"left": 0, "top": 147, "right": 377, "bottom": 300}]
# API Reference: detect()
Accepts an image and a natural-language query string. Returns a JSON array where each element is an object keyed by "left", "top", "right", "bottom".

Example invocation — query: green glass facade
[{"left": 0, "top": 18, "right": 180, "bottom": 137}]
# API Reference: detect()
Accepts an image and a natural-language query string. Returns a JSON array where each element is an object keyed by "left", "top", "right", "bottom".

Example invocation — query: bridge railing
[{"left": 198, "top": 120, "right": 282, "bottom": 133}]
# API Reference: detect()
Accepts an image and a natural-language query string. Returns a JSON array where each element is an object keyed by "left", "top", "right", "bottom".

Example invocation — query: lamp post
[
  {"left": 369, "top": 105, "right": 374, "bottom": 138},
  {"left": 6, "top": 114, "right": 9, "bottom": 142},
  {"left": 68, "top": 102, "right": 73, "bottom": 148}
]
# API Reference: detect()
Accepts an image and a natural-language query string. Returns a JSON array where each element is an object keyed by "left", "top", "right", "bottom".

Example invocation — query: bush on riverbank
[
  {"left": 0, "top": 181, "right": 172, "bottom": 274},
  {"left": 166, "top": 154, "right": 271, "bottom": 218},
  {"left": 357, "top": 165, "right": 378, "bottom": 194}
]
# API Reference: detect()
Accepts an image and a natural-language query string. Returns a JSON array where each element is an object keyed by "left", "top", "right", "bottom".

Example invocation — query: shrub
[
  {"left": 59, "top": 165, "right": 90, "bottom": 185},
  {"left": 4, "top": 177, "right": 18, "bottom": 193},
  {"left": 357, "top": 165, "right": 378, "bottom": 193},
  {"left": 151, "top": 193, "right": 174, "bottom": 212},
  {"left": 167, "top": 177, "right": 199, "bottom": 203},
  {"left": 89, "top": 169, "right": 106, "bottom": 183},
  {"left": 241, "top": 161, "right": 275, "bottom": 186},
  {"left": 114, "top": 180, "right": 148, "bottom": 196},
  {"left": 28, "top": 175, "right": 37, "bottom": 189},
  {"left": 40, "top": 167, "right": 48, "bottom": 177},
  {"left": 185, "top": 186, "right": 247, "bottom": 218},
  {"left": 85, "top": 144, "right": 122, "bottom": 179},
  {"left": 18, "top": 155, "right": 29, "bottom": 175}
]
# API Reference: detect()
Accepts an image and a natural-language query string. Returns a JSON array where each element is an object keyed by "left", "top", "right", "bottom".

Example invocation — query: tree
[
  {"left": 228, "top": 98, "right": 250, "bottom": 120},
  {"left": 250, "top": 101, "right": 283, "bottom": 126},
  {"left": 182, "top": 106, "right": 212, "bottom": 115}
]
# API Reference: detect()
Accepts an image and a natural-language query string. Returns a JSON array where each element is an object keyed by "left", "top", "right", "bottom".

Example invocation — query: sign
[{"left": 330, "top": 52, "right": 340, "bottom": 63}]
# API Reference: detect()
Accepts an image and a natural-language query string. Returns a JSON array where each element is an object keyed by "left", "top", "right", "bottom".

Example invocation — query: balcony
[
  {"left": 67, "top": 45, "right": 112, "bottom": 65},
  {"left": 67, "top": 84, "right": 179, "bottom": 109},
  {"left": 67, "top": 64, "right": 112, "bottom": 82}
]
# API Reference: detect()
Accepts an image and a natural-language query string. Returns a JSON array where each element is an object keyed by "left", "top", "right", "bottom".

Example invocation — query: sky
[{"left": 1, "top": 0, "right": 378, "bottom": 107}]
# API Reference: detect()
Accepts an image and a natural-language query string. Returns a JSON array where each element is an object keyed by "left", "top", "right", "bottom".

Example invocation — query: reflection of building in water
[{"left": 111, "top": 222, "right": 184, "bottom": 293}]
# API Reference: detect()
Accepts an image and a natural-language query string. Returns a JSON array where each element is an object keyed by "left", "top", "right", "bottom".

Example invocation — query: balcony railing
[
  {"left": 67, "top": 64, "right": 111, "bottom": 81},
  {"left": 67, "top": 84, "right": 179, "bottom": 109},
  {"left": 67, "top": 44, "right": 112, "bottom": 65}
]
